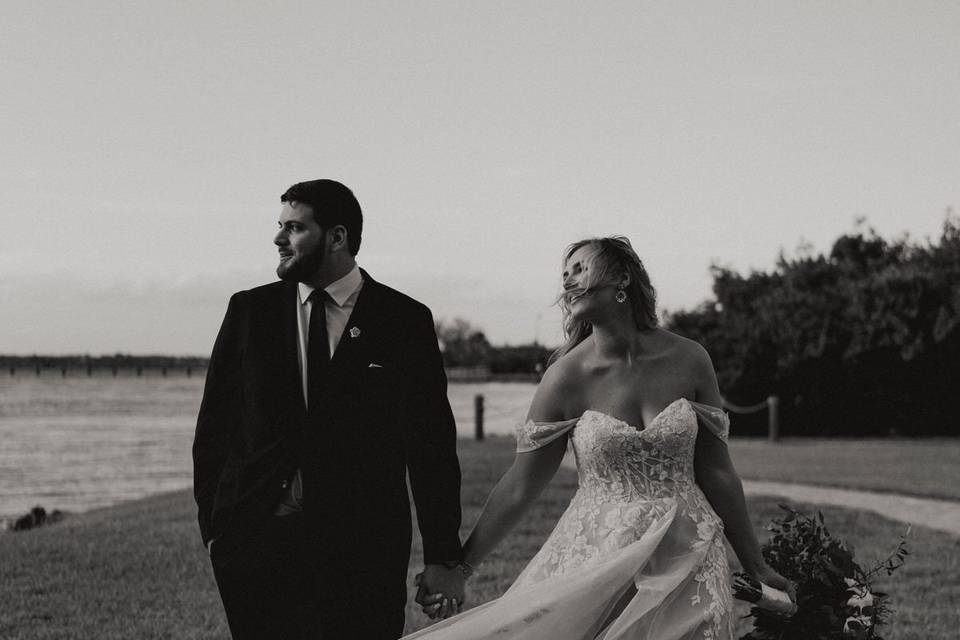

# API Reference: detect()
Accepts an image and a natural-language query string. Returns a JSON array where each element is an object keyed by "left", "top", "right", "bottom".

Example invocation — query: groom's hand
[{"left": 415, "top": 564, "right": 466, "bottom": 620}]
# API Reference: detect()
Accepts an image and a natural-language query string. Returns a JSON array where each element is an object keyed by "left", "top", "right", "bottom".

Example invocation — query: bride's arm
[
  {"left": 694, "top": 430, "right": 771, "bottom": 580},
  {"left": 460, "top": 364, "right": 572, "bottom": 569},
  {"left": 460, "top": 437, "right": 567, "bottom": 568},
  {"left": 690, "top": 347, "right": 794, "bottom": 596}
]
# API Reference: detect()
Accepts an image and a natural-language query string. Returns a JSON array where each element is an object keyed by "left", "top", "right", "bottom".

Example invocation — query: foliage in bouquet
[{"left": 738, "top": 505, "right": 908, "bottom": 640}]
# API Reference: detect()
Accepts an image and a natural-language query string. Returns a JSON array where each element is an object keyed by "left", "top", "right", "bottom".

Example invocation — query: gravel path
[
  {"left": 742, "top": 480, "right": 960, "bottom": 536},
  {"left": 559, "top": 454, "right": 960, "bottom": 536}
]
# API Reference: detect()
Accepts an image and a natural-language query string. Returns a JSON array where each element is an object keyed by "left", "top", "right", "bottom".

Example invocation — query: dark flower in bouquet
[{"left": 734, "top": 505, "right": 909, "bottom": 640}]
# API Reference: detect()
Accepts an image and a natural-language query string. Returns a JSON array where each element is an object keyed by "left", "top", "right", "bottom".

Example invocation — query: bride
[{"left": 406, "top": 236, "right": 793, "bottom": 639}]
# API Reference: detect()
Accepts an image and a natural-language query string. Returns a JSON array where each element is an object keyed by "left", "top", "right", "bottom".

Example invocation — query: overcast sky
[{"left": 1, "top": 2, "right": 957, "bottom": 355}]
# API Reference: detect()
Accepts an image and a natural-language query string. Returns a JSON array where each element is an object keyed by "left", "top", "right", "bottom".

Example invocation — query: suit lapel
[{"left": 328, "top": 270, "right": 381, "bottom": 377}]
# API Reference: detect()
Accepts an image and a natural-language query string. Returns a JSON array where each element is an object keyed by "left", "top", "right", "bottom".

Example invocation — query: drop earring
[{"left": 615, "top": 288, "right": 627, "bottom": 304}]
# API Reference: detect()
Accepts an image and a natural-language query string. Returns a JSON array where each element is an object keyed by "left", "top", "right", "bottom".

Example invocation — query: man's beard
[{"left": 277, "top": 242, "right": 326, "bottom": 283}]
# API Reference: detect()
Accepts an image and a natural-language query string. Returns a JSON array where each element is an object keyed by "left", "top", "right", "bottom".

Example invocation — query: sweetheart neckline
[{"left": 582, "top": 397, "right": 689, "bottom": 433}]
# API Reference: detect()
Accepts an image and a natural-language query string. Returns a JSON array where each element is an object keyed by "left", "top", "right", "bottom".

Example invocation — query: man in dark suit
[{"left": 193, "top": 179, "right": 467, "bottom": 639}]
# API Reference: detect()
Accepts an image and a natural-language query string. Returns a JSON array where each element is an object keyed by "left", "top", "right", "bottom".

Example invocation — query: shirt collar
[{"left": 298, "top": 264, "right": 363, "bottom": 307}]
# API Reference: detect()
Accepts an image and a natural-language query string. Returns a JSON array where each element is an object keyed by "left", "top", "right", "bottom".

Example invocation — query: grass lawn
[
  {"left": 2, "top": 437, "right": 956, "bottom": 639},
  {"left": 727, "top": 437, "right": 960, "bottom": 500}
]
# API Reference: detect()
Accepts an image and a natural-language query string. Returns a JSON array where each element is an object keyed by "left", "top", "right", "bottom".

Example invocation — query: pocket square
[{"left": 368, "top": 363, "right": 383, "bottom": 369}]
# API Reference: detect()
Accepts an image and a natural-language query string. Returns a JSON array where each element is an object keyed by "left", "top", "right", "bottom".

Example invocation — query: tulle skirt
[{"left": 403, "top": 501, "right": 734, "bottom": 640}]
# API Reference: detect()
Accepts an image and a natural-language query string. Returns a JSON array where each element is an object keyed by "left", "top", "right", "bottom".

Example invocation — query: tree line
[
  {"left": 666, "top": 216, "right": 960, "bottom": 437},
  {"left": 434, "top": 318, "right": 551, "bottom": 376}
]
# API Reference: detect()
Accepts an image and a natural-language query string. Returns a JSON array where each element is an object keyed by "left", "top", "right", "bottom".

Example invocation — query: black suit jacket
[{"left": 192, "top": 271, "right": 462, "bottom": 571}]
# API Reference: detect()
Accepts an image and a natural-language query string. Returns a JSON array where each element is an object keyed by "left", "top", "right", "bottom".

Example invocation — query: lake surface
[{"left": 0, "top": 374, "right": 536, "bottom": 521}]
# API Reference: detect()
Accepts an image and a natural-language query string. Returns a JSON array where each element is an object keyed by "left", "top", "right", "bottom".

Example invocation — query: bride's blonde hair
[{"left": 549, "top": 236, "right": 658, "bottom": 365}]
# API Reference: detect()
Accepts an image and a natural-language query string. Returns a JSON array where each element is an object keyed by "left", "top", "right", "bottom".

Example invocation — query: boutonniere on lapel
[{"left": 349, "top": 326, "right": 361, "bottom": 339}]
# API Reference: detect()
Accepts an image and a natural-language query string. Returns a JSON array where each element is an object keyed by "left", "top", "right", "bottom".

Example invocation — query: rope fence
[
  {"left": 721, "top": 398, "right": 769, "bottom": 414},
  {"left": 472, "top": 394, "right": 783, "bottom": 443},
  {"left": 723, "top": 395, "right": 780, "bottom": 442}
]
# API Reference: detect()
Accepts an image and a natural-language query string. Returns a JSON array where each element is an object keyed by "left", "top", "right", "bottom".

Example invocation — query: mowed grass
[
  {"left": 727, "top": 437, "right": 960, "bottom": 500},
  {"left": 2, "top": 437, "right": 957, "bottom": 639}
]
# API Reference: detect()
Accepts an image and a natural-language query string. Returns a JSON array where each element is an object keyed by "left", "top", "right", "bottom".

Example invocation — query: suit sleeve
[
  {"left": 192, "top": 292, "right": 244, "bottom": 544},
  {"left": 402, "top": 307, "right": 463, "bottom": 565}
]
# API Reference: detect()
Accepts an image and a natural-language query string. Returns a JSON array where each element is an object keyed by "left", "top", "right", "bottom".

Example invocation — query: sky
[{"left": 1, "top": 1, "right": 958, "bottom": 355}]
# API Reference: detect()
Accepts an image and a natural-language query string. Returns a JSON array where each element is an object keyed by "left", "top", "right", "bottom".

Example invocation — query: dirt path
[
  {"left": 559, "top": 454, "right": 960, "bottom": 536},
  {"left": 741, "top": 480, "right": 960, "bottom": 536}
]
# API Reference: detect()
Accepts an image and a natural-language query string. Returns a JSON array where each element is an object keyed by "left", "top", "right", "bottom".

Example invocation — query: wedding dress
[{"left": 404, "top": 397, "right": 735, "bottom": 640}]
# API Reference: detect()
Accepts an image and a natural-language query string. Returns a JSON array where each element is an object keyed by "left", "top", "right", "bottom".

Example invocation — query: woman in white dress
[{"left": 407, "top": 236, "right": 793, "bottom": 639}]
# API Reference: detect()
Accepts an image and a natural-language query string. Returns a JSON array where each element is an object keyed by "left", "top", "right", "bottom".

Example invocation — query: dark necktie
[{"left": 307, "top": 289, "right": 331, "bottom": 410}]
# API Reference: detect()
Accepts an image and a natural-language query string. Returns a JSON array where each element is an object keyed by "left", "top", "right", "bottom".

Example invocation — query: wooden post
[
  {"left": 474, "top": 394, "right": 485, "bottom": 441},
  {"left": 767, "top": 395, "right": 780, "bottom": 443},
  {"left": 186, "top": 366, "right": 192, "bottom": 378}
]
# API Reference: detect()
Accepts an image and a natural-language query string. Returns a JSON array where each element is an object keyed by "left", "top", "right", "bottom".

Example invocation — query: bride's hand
[
  {"left": 750, "top": 564, "right": 796, "bottom": 602},
  {"left": 415, "top": 565, "right": 466, "bottom": 619}
]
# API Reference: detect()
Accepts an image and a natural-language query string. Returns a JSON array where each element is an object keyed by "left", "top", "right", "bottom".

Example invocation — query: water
[{"left": 0, "top": 374, "right": 536, "bottom": 521}]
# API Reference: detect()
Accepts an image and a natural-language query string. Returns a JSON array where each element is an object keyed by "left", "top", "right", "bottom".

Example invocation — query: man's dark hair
[{"left": 280, "top": 179, "right": 363, "bottom": 255}]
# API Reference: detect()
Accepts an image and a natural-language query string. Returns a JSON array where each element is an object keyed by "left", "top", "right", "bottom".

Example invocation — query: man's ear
[{"left": 329, "top": 225, "right": 349, "bottom": 252}]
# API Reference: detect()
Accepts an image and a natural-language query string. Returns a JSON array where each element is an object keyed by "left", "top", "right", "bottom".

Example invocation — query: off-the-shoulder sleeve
[
  {"left": 688, "top": 400, "right": 730, "bottom": 442},
  {"left": 515, "top": 417, "right": 579, "bottom": 453}
]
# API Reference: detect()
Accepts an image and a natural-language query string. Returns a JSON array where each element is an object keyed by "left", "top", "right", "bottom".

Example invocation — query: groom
[{"left": 193, "top": 179, "right": 466, "bottom": 639}]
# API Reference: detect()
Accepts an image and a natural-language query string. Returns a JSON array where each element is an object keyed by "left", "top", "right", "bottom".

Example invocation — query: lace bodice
[
  {"left": 572, "top": 399, "right": 725, "bottom": 504},
  {"left": 517, "top": 397, "right": 728, "bottom": 500}
]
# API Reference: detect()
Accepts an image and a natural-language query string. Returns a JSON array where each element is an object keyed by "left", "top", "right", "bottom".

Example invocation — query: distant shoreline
[
  {"left": 0, "top": 354, "right": 208, "bottom": 378},
  {"left": 0, "top": 356, "right": 541, "bottom": 383}
]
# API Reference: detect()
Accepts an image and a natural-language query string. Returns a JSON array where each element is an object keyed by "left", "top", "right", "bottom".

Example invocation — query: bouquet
[{"left": 733, "top": 505, "right": 909, "bottom": 640}]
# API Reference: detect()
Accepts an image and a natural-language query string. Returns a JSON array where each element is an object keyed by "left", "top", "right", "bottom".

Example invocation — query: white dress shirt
[
  {"left": 295, "top": 265, "right": 364, "bottom": 409},
  {"left": 277, "top": 264, "right": 364, "bottom": 514}
]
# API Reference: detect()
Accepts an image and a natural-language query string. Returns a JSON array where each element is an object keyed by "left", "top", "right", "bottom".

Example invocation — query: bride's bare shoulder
[
  {"left": 527, "top": 345, "right": 589, "bottom": 422},
  {"left": 653, "top": 329, "right": 722, "bottom": 402},
  {"left": 545, "top": 341, "right": 594, "bottom": 386},
  {"left": 653, "top": 328, "right": 713, "bottom": 363}
]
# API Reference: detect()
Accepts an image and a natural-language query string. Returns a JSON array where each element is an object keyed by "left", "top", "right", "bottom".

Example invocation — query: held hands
[{"left": 414, "top": 564, "right": 467, "bottom": 620}]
